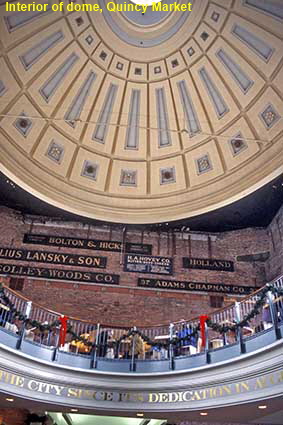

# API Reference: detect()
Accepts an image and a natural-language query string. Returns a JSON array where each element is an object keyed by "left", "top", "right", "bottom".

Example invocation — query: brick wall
[
  {"left": 265, "top": 204, "right": 283, "bottom": 281},
  {"left": 0, "top": 206, "right": 273, "bottom": 326}
]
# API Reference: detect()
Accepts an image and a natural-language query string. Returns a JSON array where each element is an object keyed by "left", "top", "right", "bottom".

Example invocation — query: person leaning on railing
[
  {"left": 176, "top": 321, "right": 198, "bottom": 356},
  {"left": 129, "top": 333, "right": 145, "bottom": 360}
]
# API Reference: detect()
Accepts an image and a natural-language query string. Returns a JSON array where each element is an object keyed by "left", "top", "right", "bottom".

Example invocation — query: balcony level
[{"left": 0, "top": 275, "right": 283, "bottom": 423}]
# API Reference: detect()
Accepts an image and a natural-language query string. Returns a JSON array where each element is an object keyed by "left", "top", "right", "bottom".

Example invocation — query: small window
[
  {"left": 9, "top": 277, "right": 24, "bottom": 292},
  {"left": 210, "top": 295, "right": 224, "bottom": 308}
]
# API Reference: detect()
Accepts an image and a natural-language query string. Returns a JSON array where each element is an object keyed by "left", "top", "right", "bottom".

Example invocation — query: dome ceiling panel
[
  {"left": 185, "top": 140, "right": 224, "bottom": 187},
  {"left": 171, "top": 73, "right": 209, "bottom": 147},
  {"left": 234, "top": 1, "right": 283, "bottom": 37},
  {"left": 216, "top": 117, "right": 260, "bottom": 171},
  {"left": 6, "top": 22, "right": 73, "bottom": 85},
  {"left": 203, "top": 3, "right": 228, "bottom": 32},
  {"left": 0, "top": 95, "right": 45, "bottom": 154},
  {"left": 77, "top": 27, "right": 100, "bottom": 56},
  {"left": 114, "top": 82, "right": 147, "bottom": 160},
  {"left": 149, "top": 79, "right": 180, "bottom": 158},
  {"left": 246, "top": 88, "right": 283, "bottom": 141},
  {"left": 27, "top": 43, "right": 88, "bottom": 115},
  {"left": 150, "top": 155, "right": 186, "bottom": 195},
  {"left": 0, "top": 57, "right": 20, "bottom": 99},
  {"left": 32, "top": 126, "right": 77, "bottom": 177},
  {"left": 69, "top": 148, "right": 110, "bottom": 192},
  {"left": 109, "top": 160, "right": 147, "bottom": 195},
  {"left": 0, "top": 0, "right": 58, "bottom": 48},
  {"left": 0, "top": 0, "right": 282, "bottom": 223},
  {"left": 190, "top": 58, "right": 240, "bottom": 132},
  {"left": 207, "top": 38, "right": 265, "bottom": 108},
  {"left": 222, "top": 14, "right": 282, "bottom": 77},
  {"left": 52, "top": 62, "right": 104, "bottom": 141}
]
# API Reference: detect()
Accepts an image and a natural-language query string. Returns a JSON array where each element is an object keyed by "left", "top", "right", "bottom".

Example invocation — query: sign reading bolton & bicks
[
  {"left": 138, "top": 278, "right": 254, "bottom": 295},
  {"left": 23, "top": 234, "right": 152, "bottom": 255},
  {"left": 0, "top": 247, "right": 106, "bottom": 268},
  {"left": 183, "top": 257, "right": 234, "bottom": 272},
  {"left": 124, "top": 254, "right": 173, "bottom": 275},
  {"left": 0, "top": 263, "right": 119, "bottom": 285}
]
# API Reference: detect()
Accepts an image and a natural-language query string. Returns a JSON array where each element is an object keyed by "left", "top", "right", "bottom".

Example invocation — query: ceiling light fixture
[
  {"left": 137, "top": 413, "right": 144, "bottom": 417},
  {"left": 258, "top": 405, "right": 267, "bottom": 409},
  {"left": 6, "top": 397, "right": 14, "bottom": 402},
  {"left": 200, "top": 412, "right": 208, "bottom": 416},
  {"left": 71, "top": 408, "right": 78, "bottom": 412}
]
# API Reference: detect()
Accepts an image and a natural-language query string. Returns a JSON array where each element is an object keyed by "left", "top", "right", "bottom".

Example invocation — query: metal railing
[{"left": 0, "top": 274, "right": 283, "bottom": 370}]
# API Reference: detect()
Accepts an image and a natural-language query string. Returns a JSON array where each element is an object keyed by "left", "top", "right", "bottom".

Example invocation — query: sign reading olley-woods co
[
  {"left": 0, "top": 247, "right": 106, "bottom": 268},
  {"left": 23, "top": 234, "right": 152, "bottom": 254},
  {"left": 183, "top": 257, "right": 234, "bottom": 272},
  {"left": 138, "top": 278, "right": 255, "bottom": 295},
  {"left": 0, "top": 263, "right": 119, "bottom": 285},
  {"left": 124, "top": 254, "right": 173, "bottom": 275}
]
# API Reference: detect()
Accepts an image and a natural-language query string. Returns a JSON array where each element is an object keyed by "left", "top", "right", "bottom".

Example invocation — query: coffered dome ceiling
[{"left": 0, "top": 0, "right": 282, "bottom": 223}]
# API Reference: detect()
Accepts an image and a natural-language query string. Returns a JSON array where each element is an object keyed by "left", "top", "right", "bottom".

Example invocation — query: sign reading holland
[{"left": 183, "top": 257, "right": 234, "bottom": 272}]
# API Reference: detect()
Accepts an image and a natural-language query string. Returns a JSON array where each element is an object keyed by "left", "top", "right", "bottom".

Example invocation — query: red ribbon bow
[
  {"left": 199, "top": 315, "right": 209, "bottom": 348},
  {"left": 59, "top": 315, "right": 68, "bottom": 347}
]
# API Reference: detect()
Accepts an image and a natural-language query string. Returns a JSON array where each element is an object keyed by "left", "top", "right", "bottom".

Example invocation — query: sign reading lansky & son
[
  {"left": 138, "top": 278, "right": 254, "bottom": 295},
  {"left": 125, "top": 254, "right": 173, "bottom": 275},
  {"left": 183, "top": 257, "right": 234, "bottom": 272},
  {"left": 0, "top": 247, "right": 106, "bottom": 268},
  {"left": 23, "top": 234, "right": 152, "bottom": 255}
]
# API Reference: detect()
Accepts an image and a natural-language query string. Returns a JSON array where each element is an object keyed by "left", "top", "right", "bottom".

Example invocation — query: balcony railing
[{"left": 0, "top": 275, "right": 282, "bottom": 373}]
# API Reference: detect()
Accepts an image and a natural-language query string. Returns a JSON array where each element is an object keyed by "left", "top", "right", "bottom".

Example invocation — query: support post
[
  {"left": 267, "top": 290, "right": 281, "bottom": 339},
  {"left": 91, "top": 323, "right": 100, "bottom": 369},
  {"left": 205, "top": 322, "right": 210, "bottom": 364},
  {"left": 235, "top": 301, "right": 245, "bottom": 354},
  {"left": 130, "top": 331, "right": 136, "bottom": 372},
  {"left": 169, "top": 323, "right": 175, "bottom": 370}
]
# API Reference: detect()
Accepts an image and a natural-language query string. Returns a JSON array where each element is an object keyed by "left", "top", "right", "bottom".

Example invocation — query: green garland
[
  {"left": 114, "top": 326, "right": 200, "bottom": 350},
  {"left": 207, "top": 284, "right": 283, "bottom": 334},
  {"left": 1, "top": 282, "right": 283, "bottom": 350}
]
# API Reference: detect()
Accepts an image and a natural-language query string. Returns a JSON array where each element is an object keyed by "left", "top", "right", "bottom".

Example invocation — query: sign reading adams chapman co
[
  {"left": 0, "top": 263, "right": 119, "bottom": 285},
  {"left": 0, "top": 247, "right": 106, "bottom": 268},
  {"left": 23, "top": 234, "right": 152, "bottom": 255},
  {"left": 183, "top": 257, "right": 234, "bottom": 272},
  {"left": 138, "top": 278, "right": 254, "bottom": 295}
]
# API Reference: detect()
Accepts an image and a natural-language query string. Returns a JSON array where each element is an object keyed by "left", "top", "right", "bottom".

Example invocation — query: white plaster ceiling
[{"left": 0, "top": 0, "right": 282, "bottom": 223}]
